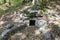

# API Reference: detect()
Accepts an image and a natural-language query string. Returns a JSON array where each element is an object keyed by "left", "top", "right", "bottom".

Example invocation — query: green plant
[
  {"left": 0, "top": 0, "right": 23, "bottom": 14},
  {"left": 23, "top": 10, "right": 30, "bottom": 17},
  {"left": 32, "top": 0, "right": 49, "bottom": 10},
  {"left": 37, "top": 10, "right": 43, "bottom": 16}
]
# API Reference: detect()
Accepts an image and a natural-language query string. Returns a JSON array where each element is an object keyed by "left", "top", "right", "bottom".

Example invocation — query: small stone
[{"left": 34, "top": 30, "right": 40, "bottom": 36}]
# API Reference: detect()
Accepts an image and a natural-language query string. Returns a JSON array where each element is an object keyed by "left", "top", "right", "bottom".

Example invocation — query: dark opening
[{"left": 29, "top": 20, "right": 35, "bottom": 26}]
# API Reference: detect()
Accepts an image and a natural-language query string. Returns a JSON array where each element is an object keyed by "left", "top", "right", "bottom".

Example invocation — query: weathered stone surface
[
  {"left": 55, "top": 37, "right": 60, "bottom": 40},
  {"left": 36, "top": 19, "right": 47, "bottom": 27},
  {"left": 39, "top": 26, "right": 51, "bottom": 40},
  {"left": 0, "top": 24, "right": 27, "bottom": 40}
]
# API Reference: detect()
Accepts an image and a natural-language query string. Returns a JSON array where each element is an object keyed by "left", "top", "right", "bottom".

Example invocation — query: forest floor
[{"left": 0, "top": 1, "right": 60, "bottom": 40}]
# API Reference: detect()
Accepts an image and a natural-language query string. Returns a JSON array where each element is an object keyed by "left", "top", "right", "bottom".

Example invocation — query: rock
[
  {"left": 55, "top": 37, "right": 60, "bottom": 40},
  {"left": 36, "top": 19, "right": 47, "bottom": 27},
  {"left": 39, "top": 27, "right": 51, "bottom": 39},
  {"left": 0, "top": 21, "right": 5, "bottom": 25},
  {"left": 0, "top": 24, "right": 27, "bottom": 40},
  {"left": 34, "top": 30, "right": 40, "bottom": 36}
]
